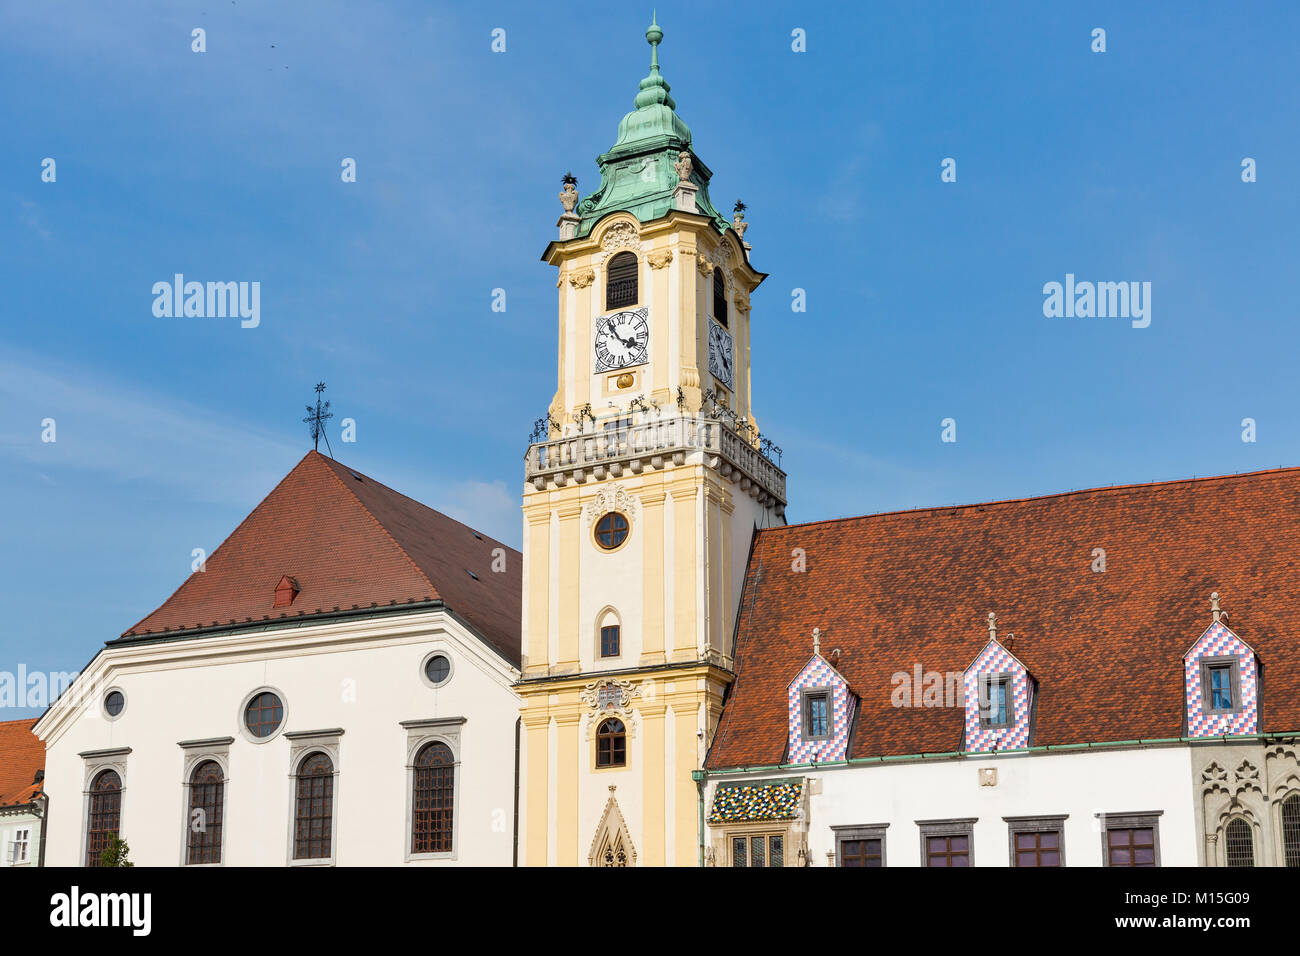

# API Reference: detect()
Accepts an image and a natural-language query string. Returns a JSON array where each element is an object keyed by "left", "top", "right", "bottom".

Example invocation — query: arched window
[
  {"left": 412, "top": 742, "right": 455, "bottom": 854},
  {"left": 712, "top": 267, "right": 728, "bottom": 328},
  {"left": 293, "top": 752, "right": 334, "bottom": 860},
  {"left": 1283, "top": 793, "right": 1300, "bottom": 867},
  {"left": 606, "top": 251, "right": 638, "bottom": 310},
  {"left": 186, "top": 761, "right": 225, "bottom": 865},
  {"left": 597, "top": 718, "right": 626, "bottom": 768},
  {"left": 86, "top": 769, "right": 122, "bottom": 867},
  {"left": 1224, "top": 817, "right": 1254, "bottom": 867}
]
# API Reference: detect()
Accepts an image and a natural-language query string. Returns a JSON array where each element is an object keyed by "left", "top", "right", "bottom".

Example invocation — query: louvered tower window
[
  {"left": 606, "top": 252, "right": 638, "bottom": 310},
  {"left": 713, "top": 267, "right": 728, "bottom": 327}
]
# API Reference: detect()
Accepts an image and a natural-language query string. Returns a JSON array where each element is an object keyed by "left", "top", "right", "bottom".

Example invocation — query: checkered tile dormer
[
  {"left": 1184, "top": 621, "right": 1258, "bottom": 737},
  {"left": 787, "top": 655, "right": 853, "bottom": 763},
  {"left": 963, "top": 641, "right": 1033, "bottom": 753}
]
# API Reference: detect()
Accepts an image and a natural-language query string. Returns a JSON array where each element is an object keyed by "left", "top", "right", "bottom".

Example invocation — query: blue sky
[{"left": 2, "top": 2, "right": 1298, "bottom": 714}]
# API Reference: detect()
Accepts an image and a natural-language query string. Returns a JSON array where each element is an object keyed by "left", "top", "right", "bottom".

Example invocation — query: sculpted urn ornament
[
  {"left": 557, "top": 173, "right": 580, "bottom": 239},
  {"left": 559, "top": 173, "right": 580, "bottom": 212},
  {"left": 732, "top": 200, "right": 750, "bottom": 246}
]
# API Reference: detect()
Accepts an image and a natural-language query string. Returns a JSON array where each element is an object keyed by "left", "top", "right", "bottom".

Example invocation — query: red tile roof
[
  {"left": 707, "top": 467, "right": 1300, "bottom": 769},
  {"left": 0, "top": 718, "right": 44, "bottom": 808},
  {"left": 120, "top": 452, "right": 522, "bottom": 666}
]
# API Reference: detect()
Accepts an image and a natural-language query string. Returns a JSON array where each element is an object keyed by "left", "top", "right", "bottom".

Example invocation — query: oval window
[
  {"left": 104, "top": 690, "right": 125, "bottom": 718},
  {"left": 424, "top": 653, "right": 452, "bottom": 686},
  {"left": 595, "top": 512, "right": 629, "bottom": 550}
]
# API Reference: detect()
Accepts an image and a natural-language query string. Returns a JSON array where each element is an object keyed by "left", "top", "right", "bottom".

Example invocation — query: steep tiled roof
[
  {"left": 0, "top": 718, "right": 44, "bottom": 808},
  {"left": 120, "top": 452, "right": 522, "bottom": 666},
  {"left": 707, "top": 467, "right": 1300, "bottom": 769}
]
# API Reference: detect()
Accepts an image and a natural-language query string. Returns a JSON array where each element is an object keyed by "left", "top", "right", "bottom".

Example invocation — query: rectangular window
[
  {"left": 1004, "top": 814, "right": 1067, "bottom": 867},
  {"left": 1200, "top": 658, "right": 1242, "bottom": 715},
  {"left": 841, "top": 838, "right": 883, "bottom": 867},
  {"left": 926, "top": 834, "right": 969, "bottom": 866},
  {"left": 918, "top": 818, "right": 976, "bottom": 867},
  {"left": 1100, "top": 812, "right": 1162, "bottom": 867},
  {"left": 600, "top": 625, "right": 620, "bottom": 658},
  {"left": 730, "top": 833, "right": 784, "bottom": 867},
  {"left": 1013, "top": 830, "right": 1060, "bottom": 867},
  {"left": 980, "top": 674, "right": 1013, "bottom": 729},
  {"left": 834, "top": 824, "right": 888, "bottom": 867},
  {"left": 11, "top": 827, "right": 30, "bottom": 864},
  {"left": 801, "top": 689, "right": 831, "bottom": 741}
]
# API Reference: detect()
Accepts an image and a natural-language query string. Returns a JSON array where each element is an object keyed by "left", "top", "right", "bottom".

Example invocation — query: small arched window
[
  {"left": 597, "top": 718, "right": 626, "bottom": 768},
  {"left": 86, "top": 769, "right": 122, "bottom": 867},
  {"left": 712, "top": 267, "right": 728, "bottom": 328},
  {"left": 412, "top": 742, "right": 455, "bottom": 854},
  {"left": 1224, "top": 817, "right": 1254, "bottom": 867},
  {"left": 606, "top": 251, "right": 638, "bottom": 310},
  {"left": 1282, "top": 794, "right": 1300, "bottom": 867},
  {"left": 187, "top": 760, "right": 225, "bottom": 865},
  {"left": 293, "top": 752, "right": 334, "bottom": 860}
]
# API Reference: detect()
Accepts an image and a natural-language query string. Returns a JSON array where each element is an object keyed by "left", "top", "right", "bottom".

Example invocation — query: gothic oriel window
[
  {"left": 86, "top": 769, "right": 122, "bottom": 867},
  {"left": 1282, "top": 794, "right": 1300, "bottom": 867},
  {"left": 1224, "top": 817, "right": 1254, "bottom": 867},
  {"left": 712, "top": 267, "right": 728, "bottom": 328},
  {"left": 596, "top": 718, "right": 626, "bottom": 767},
  {"left": 606, "top": 251, "right": 638, "bottom": 310},
  {"left": 412, "top": 742, "right": 455, "bottom": 854},
  {"left": 293, "top": 752, "right": 334, "bottom": 860},
  {"left": 731, "top": 833, "right": 783, "bottom": 867},
  {"left": 186, "top": 761, "right": 225, "bottom": 865}
]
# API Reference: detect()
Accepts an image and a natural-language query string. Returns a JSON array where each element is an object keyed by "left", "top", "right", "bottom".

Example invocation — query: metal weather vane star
[{"left": 303, "top": 382, "right": 334, "bottom": 455}]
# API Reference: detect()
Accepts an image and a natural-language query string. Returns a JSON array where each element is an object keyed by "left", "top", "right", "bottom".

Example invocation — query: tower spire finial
[{"left": 635, "top": 14, "right": 675, "bottom": 109}]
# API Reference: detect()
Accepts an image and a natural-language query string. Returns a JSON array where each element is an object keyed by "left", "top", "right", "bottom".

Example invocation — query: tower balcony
[{"left": 525, "top": 414, "right": 786, "bottom": 512}]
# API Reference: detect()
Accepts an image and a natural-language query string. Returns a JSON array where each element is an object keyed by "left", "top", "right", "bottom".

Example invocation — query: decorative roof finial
[
  {"left": 987, "top": 611, "right": 997, "bottom": 642},
  {"left": 812, "top": 627, "right": 822, "bottom": 656},
  {"left": 1210, "top": 591, "right": 1222, "bottom": 624},
  {"left": 635, "top": 13, "right": 675, "bottom": 110}
]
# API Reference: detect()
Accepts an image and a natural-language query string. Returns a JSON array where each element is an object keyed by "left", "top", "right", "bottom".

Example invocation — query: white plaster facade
[
  {"left": 35, "top": 608, "right": 520, "bottom": 867},
  {"left": 704, "top": 745, "right": 1204, "bottom": 867}
]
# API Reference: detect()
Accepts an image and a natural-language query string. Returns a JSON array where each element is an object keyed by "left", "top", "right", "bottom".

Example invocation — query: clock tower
[{"left": 517, "top": 17, "right": 787, "bottom": 867}]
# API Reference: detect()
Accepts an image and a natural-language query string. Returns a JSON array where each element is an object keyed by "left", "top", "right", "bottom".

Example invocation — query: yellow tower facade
[{"left": 517, "top": 18, "right": 787, "bottom": 866}]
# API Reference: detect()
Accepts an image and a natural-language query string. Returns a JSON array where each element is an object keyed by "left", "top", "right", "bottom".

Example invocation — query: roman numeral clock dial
[
  {"left": 708, "top": 320, "right": 734, "bottom": 389},
  {"left": 594, "top": 308, "right": 650, "bottom": 372}
]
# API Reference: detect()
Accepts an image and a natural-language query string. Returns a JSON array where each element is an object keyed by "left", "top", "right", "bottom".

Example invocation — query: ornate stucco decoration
[
  {"left": 695, "top": 251, "right": 713, "bottom": 275},
  {"left": 732, "top": 292, "right": 751, "bottom": 315},
  {"left": 647, "top": 248, "right": 673, "bottom": 269},
  {"left": 601, "top": 220, "right": 640, "bottom": 253},
  {"left": 580, "top": 676, "right": 639, "bottom": 717},
  {"left": 585, "top": 483, "right": 638, "bottom": 526},
  {"left": 567, "top": 267, "right": 595, "bottom": 289}
]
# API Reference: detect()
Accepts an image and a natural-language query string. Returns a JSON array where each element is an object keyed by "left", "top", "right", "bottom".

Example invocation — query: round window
[
  {"left": 104, "top": 690, "right": 125, "bottom": 718},
  {"left": 424, "top": 653, "right": 451, "bottom": 687},
  {"left": 595, "top": 512, "right": 629, "bottom": 550},
  {"left": 244, "top": 691, "right": 284, "bottom": 738}
]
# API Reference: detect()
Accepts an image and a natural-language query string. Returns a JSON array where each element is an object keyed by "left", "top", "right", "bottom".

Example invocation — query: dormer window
[
  {"left": 1201, "top": 658, "right": 1241, "bottom": 715},
  {"left": 801, "top": 689, "right": 831, "bottom": 741},
  {"left": 606, "top": 252, "right": 638, "bottom": 310},
  {"left": 273, "top": 575, "right": 300, "bottom": 609},
  {"left": 979, "top": 674, "right": 1013, "bottom": 729}
]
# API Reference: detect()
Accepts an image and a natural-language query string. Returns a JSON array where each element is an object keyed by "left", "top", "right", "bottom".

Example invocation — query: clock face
[
  {"left": 594, "top": 308, "right": 650, "bottom": 372},
  {"left": 708, "top": 320, "right": 734, "bottom": 388}
]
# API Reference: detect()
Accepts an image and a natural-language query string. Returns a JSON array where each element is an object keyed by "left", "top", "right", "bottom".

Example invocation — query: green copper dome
[{"left": 574, "top": 15, "right": 731, "bottom": 237}]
